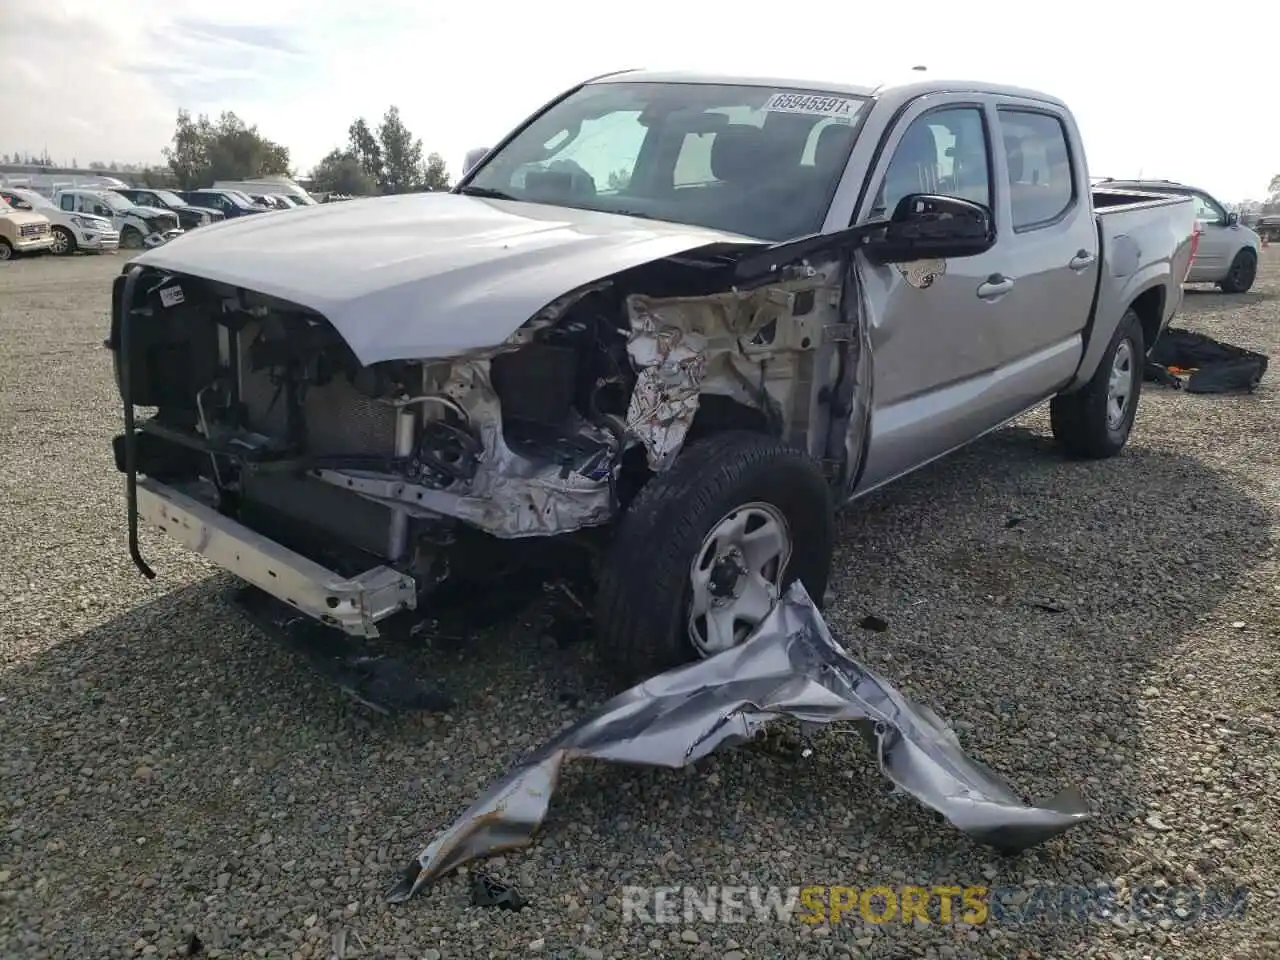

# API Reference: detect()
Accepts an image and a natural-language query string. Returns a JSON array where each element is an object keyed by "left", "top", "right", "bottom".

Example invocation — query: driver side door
[{"left": 852, "top": 95, "right": 1015, "bottom": 493}]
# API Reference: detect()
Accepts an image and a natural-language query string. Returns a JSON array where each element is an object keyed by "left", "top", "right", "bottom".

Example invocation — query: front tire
[
  {"left": 1050, "top": 307, "right": 1144, "bottom": 459},
  {"left": 50, "top": 227, "right": 76, "bottom": 256},
  {"left": 0, "top": 239, "right": 12, "bottom": 261},
  {"left": 1219, "top": 249, "right": 1257, "bottom": 294},
  {"left": 120, "top": 227, "right": 144, "bottom": 250},
  {"left": 593, "top": 431, "right": 835, "bottom": 685}
]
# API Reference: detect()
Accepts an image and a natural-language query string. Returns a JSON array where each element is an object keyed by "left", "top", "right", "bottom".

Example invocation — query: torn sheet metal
[
  {"left": 624, "top": 300, "right": 709, "bottom": 472},
  {"left": 387, "top": 582, "right": 1090, "bottom": 903}
]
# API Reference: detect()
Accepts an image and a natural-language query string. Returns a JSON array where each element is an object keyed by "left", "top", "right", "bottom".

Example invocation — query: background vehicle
[
  {"left": 1256, "top": 214, "right": 1280, "bottom": 244},
  {"left": 52, "top": 188, "right": 181, "bottom": 250},
  {"left": 249, "top": 193, "right": 296, "bottom": 210},
  {"left": 214, "top": 177, "right": 318, "bottom": 206},
  {"left": 110, "top": 72, "right": 1197, "bottom": 688},
  {"left": 0, "top": 187, "right": 119, "bottom": 255},
  {"left": 1097, "top": 179, "right": 1261, "bottom": 293},
  {"left": 178, "top": 189, "right": 270, "bottom": 218},
  {"left": 0, "top": 195, "right": 54, "bottom": 260},
  {"left": 109, "top": 187, "right": 225, "bottom": 231}
]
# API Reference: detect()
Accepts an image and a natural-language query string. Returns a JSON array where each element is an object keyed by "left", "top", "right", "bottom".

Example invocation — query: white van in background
[{"left": 213, "top": 177, "right": 317, "bottom": 206}]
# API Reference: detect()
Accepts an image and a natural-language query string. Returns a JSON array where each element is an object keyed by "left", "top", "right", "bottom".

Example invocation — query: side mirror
[
  {"left": 1226, "top": 211, "right": 1239, "bottom": 227},
  {"left": 463, "top": 147, "right": 491, "bottom": 176},
  {"left": 863, "top": 194, "right": 996, "bottom": 264}
]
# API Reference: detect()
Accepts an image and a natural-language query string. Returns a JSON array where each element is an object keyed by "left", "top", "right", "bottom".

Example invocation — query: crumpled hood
[
  {"left": 131, "top": 205, "right": 179, "bottom": 221},
  {"left": 132, "top": 192, "right": 759, "bottom": 365}
]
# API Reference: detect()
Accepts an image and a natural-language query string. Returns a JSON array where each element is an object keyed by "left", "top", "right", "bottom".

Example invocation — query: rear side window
[
  {"left": 61, "top": 194, "right": 76, "bottom": 212},
  {"left": 998, "top": 109, "right": 1075, "bottom": 230}
]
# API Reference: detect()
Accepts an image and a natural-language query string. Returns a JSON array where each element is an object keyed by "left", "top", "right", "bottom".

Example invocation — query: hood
[
  {"left": 2, "top": 207, "right": 51, "bottom": 227},
  {"left": 131, "top": 204, "right": 178, "bottom": 221},
  {"left": 133, "top": 192, "right": 760, "bottom": 365}
]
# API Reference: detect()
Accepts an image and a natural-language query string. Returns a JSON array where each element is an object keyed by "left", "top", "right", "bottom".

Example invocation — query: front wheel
[
  {"left": 50, "top": 227, "right": 76, "bottom": 256},
  {"left": 593, "top": 431, "right": 835, "bottom": 685},
  {"left": 0, "top": 239, "right": 12, "bottom": 261},
  {"left": 120, "top": 227, "right": 144, "bottom": 250},
  {"left": 1050, "top": 307, "right": 1144, "bottom": 459},
  {"left": 1219, "top": 249, "right": 1257, "bottom": 294}
]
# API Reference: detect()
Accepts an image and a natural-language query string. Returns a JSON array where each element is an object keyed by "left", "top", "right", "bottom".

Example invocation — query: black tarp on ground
[{"left": 1145, "top": 327, "right": 1269, "bottom": 394}]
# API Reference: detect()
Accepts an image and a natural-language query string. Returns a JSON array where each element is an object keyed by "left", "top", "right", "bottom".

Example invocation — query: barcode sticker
[{"left": 159, "top": 285, "right": 185, "bottom": 308}]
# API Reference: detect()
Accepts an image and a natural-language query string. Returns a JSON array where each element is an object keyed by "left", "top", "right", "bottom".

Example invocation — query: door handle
[
  {"left": 976, "top": 273, "right": 1014, "bottom": 300},
  {"left": 1069, "top": 249, "right": 1097, "bottom": 271}
]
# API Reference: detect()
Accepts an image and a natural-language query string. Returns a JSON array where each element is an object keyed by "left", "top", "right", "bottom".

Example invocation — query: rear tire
[
  {"left": 593, "top": 431, "right": 835, "bottom": 686},
  {"left": 120, "top": 227, "right": 144, "bottom": 250},
  {"left": 1218, "top": 249, "right": 1257, "bottom": 294},
  {"left": 1050, "top": 307, "right": 1144, "bottom": 459},
  {"left": 50, "top": 226, "right": 76, "bottom": 256}
]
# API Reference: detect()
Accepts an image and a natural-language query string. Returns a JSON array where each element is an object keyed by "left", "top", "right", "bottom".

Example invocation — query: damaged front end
[{"left": 108, "top": 224, "right": 876, "bottom": 646}]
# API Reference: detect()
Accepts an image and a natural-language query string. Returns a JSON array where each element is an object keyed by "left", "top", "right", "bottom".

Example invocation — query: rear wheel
[
  {"left": 1050, "top": 307, "right": 1144, "bottom": 459},
  {"left": 593, "top": 431, "right": 835, "bottom": 685},
  {"left": 1219, "top": 249, "right": 1257, "bottom": 294},
  {"left": 50, "top": 227, "right": 76, "bottom": 256},
  {"left": 0, "top": 239, "right": 12, "bottom": 261},
  {"left": 120, "top": 227, "right": 144, "bottom": 250}
]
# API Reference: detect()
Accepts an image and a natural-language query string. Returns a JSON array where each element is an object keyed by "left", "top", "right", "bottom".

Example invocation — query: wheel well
[
  {"left": 616, "top": 395, "right": 773, "bottom": 510},
  {"left": 686, "top": 394, "right": 773, "bottom": 442},
  {"left": 1129, "top": 286, "right": 1164, "bottom": 352}
]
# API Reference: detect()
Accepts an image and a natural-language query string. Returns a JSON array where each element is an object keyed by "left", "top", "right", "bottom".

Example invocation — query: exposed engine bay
[{"left": 109, "top": 238, "right": 868, "bottom": 631}]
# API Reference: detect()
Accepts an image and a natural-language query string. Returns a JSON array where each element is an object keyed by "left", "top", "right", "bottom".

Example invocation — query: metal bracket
[{"left": 823, "top": 324, "right": 855, "bottom": 344}]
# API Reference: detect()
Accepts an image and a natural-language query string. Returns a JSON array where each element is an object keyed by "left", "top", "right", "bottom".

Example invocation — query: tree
[
  {"left": 377, "top": 105, "right": 423, "bottom": 194},
  {"left": 419, "top": 152, "right": 451, "bottom": 192},
  {"left": 163, "top": 109, "right": 291, "bottom": 188},
  {"left": 348, "top": 118, "right": 383, "bottom": 186},
  {"left": 309, "top": 148, "right": 376, "bottom": 195},
  {"left": 1270, "top": 173, "right": 1280, "bottom": 200}
]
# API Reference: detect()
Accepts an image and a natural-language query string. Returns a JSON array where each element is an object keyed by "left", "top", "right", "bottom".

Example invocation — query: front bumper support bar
[{"left": 136, "top": 477, "right": 418, "bottom": 638}]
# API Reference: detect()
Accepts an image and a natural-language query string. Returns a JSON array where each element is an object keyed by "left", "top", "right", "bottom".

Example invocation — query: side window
[
  {"left": 873, "top": 107, "right": 990, "bottom": 217},
  {"left": 140, "top": 192, "right": 158, "bottom": 206},
  {"left": 998, "top": 109, "right": 1075, "bottom": 230},
  {"left": 93, "top": 204, "right": 112, "bottom": 218},
  {"left": 60, "top": 194, "right": 76, "bottom": 212},
  {"left": 1192, "top": 193, "right": 1226, "bottom": 225}
]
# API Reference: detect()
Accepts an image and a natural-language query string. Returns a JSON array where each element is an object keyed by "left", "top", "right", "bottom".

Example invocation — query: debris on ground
[
  {"left": 1144, "top": 327, "right": 1269, "bottom": 393},
  {"left": 386, "top": 582, "right": 1090, "bottom": 903},
  {"left": 470, "top": 872, "right": 528, "bottom": 911}
]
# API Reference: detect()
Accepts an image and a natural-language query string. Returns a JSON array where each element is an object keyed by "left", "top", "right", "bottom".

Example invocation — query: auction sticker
[{"left": 763, "top": 92, "right": 860, "bottom": 119}]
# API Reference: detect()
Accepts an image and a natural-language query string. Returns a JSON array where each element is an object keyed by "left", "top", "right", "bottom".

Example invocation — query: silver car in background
[{"left": 1098, "top": 179, "right": 1261, "bottom": 293}]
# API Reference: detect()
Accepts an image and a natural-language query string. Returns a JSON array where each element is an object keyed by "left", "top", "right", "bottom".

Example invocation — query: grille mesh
[{"left": 238, "top": 321, "right": 399, "bottom": 456}]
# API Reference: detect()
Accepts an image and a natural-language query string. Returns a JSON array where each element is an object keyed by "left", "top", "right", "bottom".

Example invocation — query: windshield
[
  {"left": 153, "top": 190, "right": 186, "bottom": 206},
  {"left": 12, "top": 190, "right": 52, "bottom": 210},
  {"left": 463, "top": 81, "right": 867, "bottom": 241},
  {"left": 98, "top": 192, "right": 133, "bottom": 213}
]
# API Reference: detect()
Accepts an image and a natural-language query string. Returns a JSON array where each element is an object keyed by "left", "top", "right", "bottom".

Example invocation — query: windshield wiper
[{"left": 457, "top": 185, "right": 520, "bottom": 202}]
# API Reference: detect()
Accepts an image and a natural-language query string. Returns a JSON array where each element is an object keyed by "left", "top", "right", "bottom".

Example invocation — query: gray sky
[{"left": 1, "top": 0, "right": 1274, "bottom": 200}]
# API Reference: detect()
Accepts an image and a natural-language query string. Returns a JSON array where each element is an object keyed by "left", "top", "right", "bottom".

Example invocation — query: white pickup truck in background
[{"left": 52, "top": 188, "right": 182, "bottom": 250}]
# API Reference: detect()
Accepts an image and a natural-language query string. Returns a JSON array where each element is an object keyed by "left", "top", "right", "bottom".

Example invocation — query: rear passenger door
[
  {"left": 987, "top": 104, "right": 1098, "bottom": 382},
  {"left": 853, "top": 95, "right": 1013, "bottom": 491}
]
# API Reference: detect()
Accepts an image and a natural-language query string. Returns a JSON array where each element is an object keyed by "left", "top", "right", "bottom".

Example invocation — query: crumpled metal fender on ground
[{"left": 387, "top": 582, "right": 1090, "bottom": 904}]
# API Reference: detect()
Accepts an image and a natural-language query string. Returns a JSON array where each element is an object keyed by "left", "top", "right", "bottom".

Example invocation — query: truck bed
[{"left": 1074, "top": 188, "right": 1197, "bottom": 380}]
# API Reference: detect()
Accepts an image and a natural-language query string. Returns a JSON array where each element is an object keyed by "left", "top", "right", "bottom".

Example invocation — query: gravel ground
[{"left": 1, "top": 248, "right": 1278, "bottom": 960}]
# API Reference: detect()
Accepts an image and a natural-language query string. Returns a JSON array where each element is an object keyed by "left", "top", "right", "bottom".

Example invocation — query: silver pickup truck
[{"left": 108, "top": 71, "right": 1197, "bottom": 688}]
